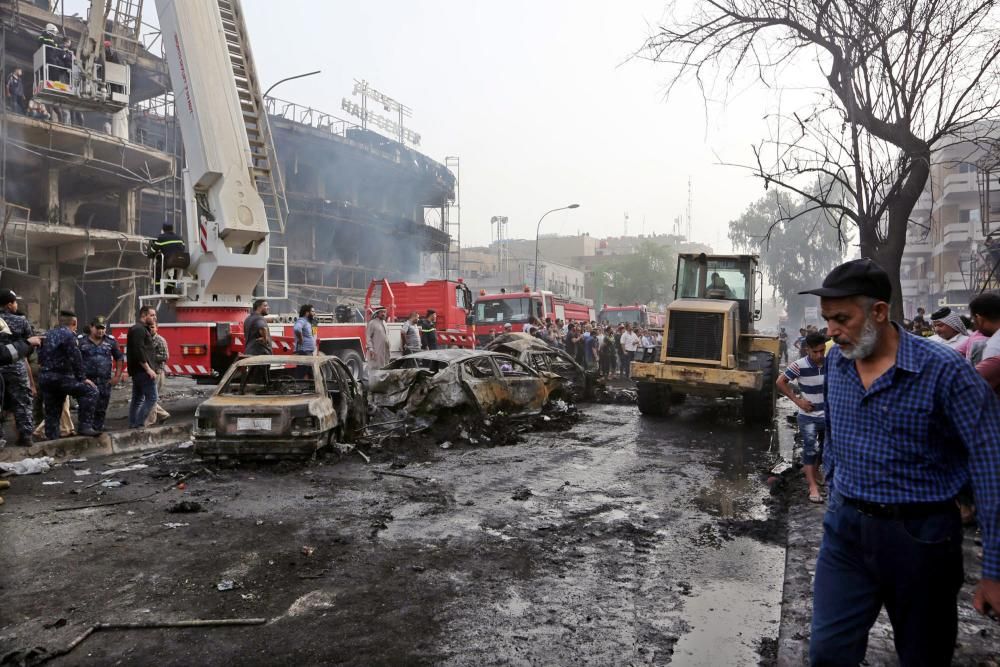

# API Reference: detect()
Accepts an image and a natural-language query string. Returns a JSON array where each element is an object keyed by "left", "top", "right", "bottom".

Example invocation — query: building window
[
  {"left": 959, "top": 208, "right": 981, "bottom": 223},
  {"left": 958, "top": 163, "right": 977, "bottom": 174}
]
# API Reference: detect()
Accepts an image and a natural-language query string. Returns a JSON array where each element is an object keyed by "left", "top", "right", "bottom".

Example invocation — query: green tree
[
  {"left": 592, "top": 240, "right": 677, "bottom": 307},
  {"left": 729, "top": 190, "right": 848, "bottom": 325}
]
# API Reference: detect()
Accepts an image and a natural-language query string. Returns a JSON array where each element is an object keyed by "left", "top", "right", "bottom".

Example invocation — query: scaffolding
[
  {"left": 444, "top": 155, "right": 460, "bottom": 280},
  {"left": 974, "top": 144, "right": 1000, "bottom": 294}
]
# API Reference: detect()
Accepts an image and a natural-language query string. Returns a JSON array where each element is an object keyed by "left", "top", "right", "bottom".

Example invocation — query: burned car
[
  {"left": 193, "top": 355, "right": 368, "bottom": 459},
  {"left": 368, "top": 349, "right": 560, "bottom": 417},
  {"left": 484, "top": 332, "right": 596, "bottom": 400}
]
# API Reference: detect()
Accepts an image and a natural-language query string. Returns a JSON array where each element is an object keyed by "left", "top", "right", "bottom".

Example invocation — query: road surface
[{"left": 1, "top": 400, "right": 786, "bottom": 665}]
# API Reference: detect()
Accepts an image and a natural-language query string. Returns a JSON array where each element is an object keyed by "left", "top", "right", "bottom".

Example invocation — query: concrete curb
[
  {"left": 0, "top": 423, "right": 191, "bottom": 463},
  {"left": 774, "top": 400, "right": 811, "bottom": 667}
]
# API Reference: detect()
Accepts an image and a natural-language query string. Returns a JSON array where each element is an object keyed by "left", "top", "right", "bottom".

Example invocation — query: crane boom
[{"left": 154, "top": 0, "right": 270, "bottom": 308}]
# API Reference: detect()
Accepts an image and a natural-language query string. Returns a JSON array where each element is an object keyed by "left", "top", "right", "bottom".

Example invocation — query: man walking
[
  {"left": 126, "top": 306, "right": 159, "bottom": 429},
  {"left": 242, "top": 299, "right": 271, "bottom": 356},
  {"left": 776, "top": 331, "right": 828, "bottom": 503},
  {"left": 366, "top": 306, "right": 390, "bottom": 370},
  {"left": 38, "top": 310, "right": 99, "bottom": 439},
  {"left": 79, "top": 316, "right": 123, "bottom": 432},
  {"left": 0, "top": 289, "right": 36, "bottom": 445},
  {"left": 968, "top": 293, "right": 1000, "bottom": 364},
  {"left": 927, "top": 306, "right": 969, "bottom": 353},
  {"left": 800, "top": 258, "right": 1000, "bottom": 665}
]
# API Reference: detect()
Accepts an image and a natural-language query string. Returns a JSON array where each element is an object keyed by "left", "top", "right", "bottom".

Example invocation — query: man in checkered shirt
[{"left": 800, "top": 258, "right": 1000, "bottom": 665}]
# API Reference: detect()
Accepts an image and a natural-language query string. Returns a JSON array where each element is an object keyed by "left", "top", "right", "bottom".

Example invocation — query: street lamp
[
  {"left": 263, "top": 70, "right": 322, "bottom": 99},
  {"left": 533, "top": 204, "right": 580, "bottom": 291}
]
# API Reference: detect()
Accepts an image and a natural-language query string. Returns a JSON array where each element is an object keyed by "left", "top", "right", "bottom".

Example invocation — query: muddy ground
[{"left": 1, "top": 400, "right": 786, "bottom": 666}]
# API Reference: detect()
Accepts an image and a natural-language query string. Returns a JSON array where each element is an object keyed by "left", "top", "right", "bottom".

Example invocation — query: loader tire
[
  {"left": 742, "top": 351, "right": 777, "bottom": 426},
  {"left": 636, "top": 382, "right": 671, "bottom": 417}
]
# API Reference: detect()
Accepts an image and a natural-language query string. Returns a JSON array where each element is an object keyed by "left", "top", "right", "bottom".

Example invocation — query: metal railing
[{"left": 263, "top": 97, "right": 361, "bottom": 139}]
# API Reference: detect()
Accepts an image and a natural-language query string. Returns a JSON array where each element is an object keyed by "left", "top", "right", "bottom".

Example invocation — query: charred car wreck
[
  {"left": 483, "top": 332, "right": 597, "bottom": 400},
  {"left": 368, "top": 349, "right": 562, "bottom": 417},
  {"left": 193, "top": 355, "right": 368, "bottom": 460}
]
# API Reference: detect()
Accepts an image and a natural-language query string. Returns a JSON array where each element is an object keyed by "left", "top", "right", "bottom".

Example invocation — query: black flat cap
[{"left": 799, "top": 258, "right": 892, "bottom": 302}]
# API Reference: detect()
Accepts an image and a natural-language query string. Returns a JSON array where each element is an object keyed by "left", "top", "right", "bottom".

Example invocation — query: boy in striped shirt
[{"left": 776, "top": 332, "right": 828, "bottom": 502}]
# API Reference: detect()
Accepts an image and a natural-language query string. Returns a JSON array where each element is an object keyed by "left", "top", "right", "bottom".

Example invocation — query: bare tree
[{"left": 642, "top": 0, "right": 1000, "bottom": 318}]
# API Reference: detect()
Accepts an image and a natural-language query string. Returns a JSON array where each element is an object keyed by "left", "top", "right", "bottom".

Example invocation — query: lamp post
[
  {"left": 262, "top": 70, "right": 322, "bottom": 99},
  {"left": 533, "top": 204, "right": 580, "bottom": 291}
]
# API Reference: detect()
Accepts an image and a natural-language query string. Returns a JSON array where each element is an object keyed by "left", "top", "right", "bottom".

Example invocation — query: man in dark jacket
[
  {"left": 419, "top": 310, "right": 438, "bottom": 350},
  {"left": 5, "top": 67, "right": 25, "bottom": 114},
  {"left": 0, "top": 289, "right": 37, "bottom": 445},
  {"left": 147, "top": 223, "right": 186, "bottom": 292},
  {"left": 38, "top": 310, "right": 98, "bottom": 439},
  {"left": 126, "top": 306, "right": 158, "bottom": 428}
]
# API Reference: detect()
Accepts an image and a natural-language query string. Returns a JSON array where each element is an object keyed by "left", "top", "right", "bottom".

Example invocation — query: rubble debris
[
  {"left": 41, "top": 482, "right": 63, "bottom": 486},
  {"left": 100, "top": 464, "right": 148, "bottom": 476},
  {"left": 301, "top": 546, "right": 316, "bottom": 557},
  {"left": 9, "top": 618, "right": 268, "bottom": 665},
  {"left": 0, "top": 457, "right": 55, "bottom": 475},
  {"left": 163, "top": 523, "right": 190, "bottom": 529},
  {"left": 166, "top": 501, "right": 203, "bottom": 514},
  {"left": 216, "top": 580, "right": 236, "bottom": 591},
  {"left": 100, "top": 481, "right": 123, "bottom": 489},
  {"left": 511, "top": 487, "right": 533, "bottom": 501}
]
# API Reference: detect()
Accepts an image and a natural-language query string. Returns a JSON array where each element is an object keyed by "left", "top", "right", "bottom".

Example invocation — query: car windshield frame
[{"left": 218, "top": 362, "right": 321, "bottom": 396}]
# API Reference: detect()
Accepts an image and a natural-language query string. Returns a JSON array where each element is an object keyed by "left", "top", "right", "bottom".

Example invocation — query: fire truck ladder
[
  {"left": 217, "top": 0, "right": 288, "bottom": 234},
  {"left": 106, "top": 0, "right": 145, "bottom": 60}
]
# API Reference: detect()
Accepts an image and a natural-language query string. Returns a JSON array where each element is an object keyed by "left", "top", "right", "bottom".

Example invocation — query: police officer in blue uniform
[
  {"left": 38, "top": 310, "right": 99, "bottom": 440},
  {"left": 79, "top": 316, "right": 123, "bottom": 433},
  {"left": 0, "top": 289, "right": 36, "bottom": 445}
]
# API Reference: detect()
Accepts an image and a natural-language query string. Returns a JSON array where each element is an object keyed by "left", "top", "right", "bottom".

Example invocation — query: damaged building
[{"left": 0, "top": 1, "right": 457, "bottom": 327}]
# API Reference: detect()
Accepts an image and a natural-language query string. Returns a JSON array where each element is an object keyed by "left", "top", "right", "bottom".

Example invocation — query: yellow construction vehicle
[{"left": 631, "top": 253, "right": 779, "bottom": 424}]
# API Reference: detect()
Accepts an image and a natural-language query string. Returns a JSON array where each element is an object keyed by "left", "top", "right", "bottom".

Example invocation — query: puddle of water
[{"left": 669, "top": 536, "right": 783, "bottom": 666}]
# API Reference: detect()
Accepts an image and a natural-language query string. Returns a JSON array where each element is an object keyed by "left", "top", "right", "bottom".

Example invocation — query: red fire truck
[
  {"left": 113, "top": 278, "right": 474, "bottom": 382},
  {"left": 597, "top": 304, "right": 665, "bottom": 330},
  {"left": 473, "top": 287, "right": 596, "bottom": 345}
]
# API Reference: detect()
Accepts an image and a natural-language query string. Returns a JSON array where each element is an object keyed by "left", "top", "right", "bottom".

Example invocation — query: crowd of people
[
  {"left": 0, "top": 295, "right": 171, "bottom": 462},
  {"left": 491, "top": 318, "right": 662, "bottom": 378}
]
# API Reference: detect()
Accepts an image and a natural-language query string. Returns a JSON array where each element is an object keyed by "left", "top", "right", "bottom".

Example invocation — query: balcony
[
  {"left": 903, "top": 234, "right": 932, "bottom": 256},
  {"left": 942, "top": 221, "right": 975, "bottom": 246},
  {"left": 942, "top": 271, "right": 969, "bottom": 293},
  {"left": 941, "top": 172, "right": 977, "bottom": 200}
]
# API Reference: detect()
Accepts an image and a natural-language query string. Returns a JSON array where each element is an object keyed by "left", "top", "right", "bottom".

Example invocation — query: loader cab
[{"left": 675, "top": 253, "right": 760, "bottom": 334}]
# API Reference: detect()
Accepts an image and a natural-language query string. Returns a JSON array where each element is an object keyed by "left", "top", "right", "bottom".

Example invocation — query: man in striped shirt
[{"left": 777, "top": 332, "right": 828, "bottom": 503}]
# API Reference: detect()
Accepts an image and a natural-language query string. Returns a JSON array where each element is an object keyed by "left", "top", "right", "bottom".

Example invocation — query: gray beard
[{"left": 839, "top": 314, "right": 879, "bottom": 360}]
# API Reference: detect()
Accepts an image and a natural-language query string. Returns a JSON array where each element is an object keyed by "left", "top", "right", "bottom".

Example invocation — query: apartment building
[{"left": 901, "top": 132, "right": 999, "bottom": 316}]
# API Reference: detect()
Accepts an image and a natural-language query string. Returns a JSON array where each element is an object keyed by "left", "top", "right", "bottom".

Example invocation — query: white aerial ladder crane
[{"left": 39, "top": 0, "right": 290, "bottom": 379}]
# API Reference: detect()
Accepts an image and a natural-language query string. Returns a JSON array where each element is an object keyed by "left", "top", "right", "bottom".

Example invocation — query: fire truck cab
[{"left": 473, "top": 287, "right": 595, "bottom": 345}]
